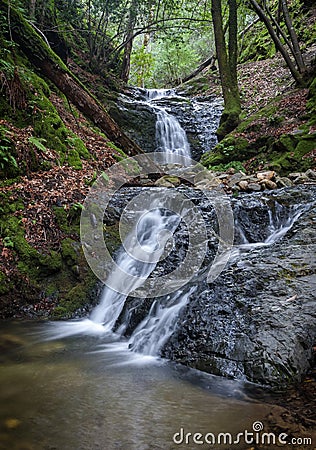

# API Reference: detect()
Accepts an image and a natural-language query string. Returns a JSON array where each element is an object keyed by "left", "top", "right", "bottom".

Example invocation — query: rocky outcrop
[
  {"left": 109, "top": 89, "right": 223, "bottom": 160},
  {"left": 117, "top": 185, "right": 316, "bottom": 387}
]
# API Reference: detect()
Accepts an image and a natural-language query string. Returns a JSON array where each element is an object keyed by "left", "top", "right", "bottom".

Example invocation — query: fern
[{"left": 28, "top": 136, "right": 47, "bottom": 153}]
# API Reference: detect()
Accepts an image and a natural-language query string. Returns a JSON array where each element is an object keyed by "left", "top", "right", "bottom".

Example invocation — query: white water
[
  {"left": 231, "top": 203, "right": 308, "bottom": 262},
  {"left": 46, "top": 195, "right": 308, "bottom": 361},
  {"left": 146, "top": 89, "right": 192, "bottom": 164},
  {"left": 90, "top": 202, "right": 180, "bottom": 327},
  {"left": 45, "top": 88, "right": 312, "bottom": 359},
  {"left": 128, "top": 286, "right": 196, "bottom": 355}
]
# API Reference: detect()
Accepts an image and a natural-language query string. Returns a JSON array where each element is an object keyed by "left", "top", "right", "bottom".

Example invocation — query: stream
[{"left": 1, "top": 89, "right": 315, "bottom": 449}]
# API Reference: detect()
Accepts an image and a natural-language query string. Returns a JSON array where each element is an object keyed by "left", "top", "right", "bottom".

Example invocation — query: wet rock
[
  {"left": 248, "top": 182, "right": 262, "bottom": 192},
  {"left": 276, "top": 177, "right": 293, "bottom": 188},
  {"left": 116, "top": 185, "right": 316, "bottom": 388},
  {"left": 161, "top": 186, "right": 316, "bottom": 387},
  {"left": 112, "top": 88, "right": 223, "bottom": 161},
  {"left": 305, "top": 168, "right": 316, "bottom": 180}
]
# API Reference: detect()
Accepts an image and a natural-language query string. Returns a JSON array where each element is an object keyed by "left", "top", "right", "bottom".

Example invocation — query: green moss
[
  {"left": 0, "top": 216, "right": 62, "bottom": 279},
  {"left": 53, "top": 206, "right": 68, "bottom": 231},
  {"left": 51, "top": 306, "right": 69, "bottom": 318},
  {"left": 0, "top": 125, "right": 19, "bottom": 179},
  {"left": 50, "top": 273, "right": 97, "bottom": 319},
  {"left": 39, "top": 251, "right": 62, "bottom": 273},
  {"left": 201, "top": 137, "right": 251, "bottom": 169},
  {"left": 295, "top": 137, "right": 316, "bottom": 156},
  {"left": 66, "top": 136, "right": 90, "bottom": 159},
  {"left": 104, "top": 224, "right": 121, "bottom": 254},
  {"left": 32, "top": 95, "right": 68, "bottom": 154},
  {"left": 239, "top": 21, "right": 276, "bottom": 64},
  {"left": 211, "top": 161, "right": 245, "bottom": 172},
  {"left": 108, "top": 142, "right": 127, "bottom": 161},
  {"left": 67, "top": 148, "right": 82, "bottom": 169},
  {"left": 61, "top": 238, "right": 79, "bottom": 266},
  {"left": 277, "top": 134, "right": 297, "bottom": 153}
]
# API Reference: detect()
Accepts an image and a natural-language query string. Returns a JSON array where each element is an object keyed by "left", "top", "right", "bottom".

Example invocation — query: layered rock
[{"left": 116, "top": 185, "right": 316, "bottom": 387}]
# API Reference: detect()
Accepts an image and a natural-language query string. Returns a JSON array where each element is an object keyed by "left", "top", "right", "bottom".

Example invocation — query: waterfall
[
  {"left": 90, "top": 201, "right": 180, "bottom": 328},
  {"left": 44, "top": 88, "right": 314, "bottom": 365},
  {"left": 146, "top": 89, "right": 192, "bottom": 164},
  {"left": 128, "top": 287, "right": 196, "bottom": 356}
]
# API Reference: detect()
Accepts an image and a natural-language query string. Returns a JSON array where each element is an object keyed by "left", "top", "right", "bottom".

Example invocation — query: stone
[
  {"left": 276, "top": 177, "right": 292, "bottom": 188},
  {"left": 217, "top": 173, "right": 229, "bottom": 180},
  {"left": 257, "top": 170, "right": 275, "bottom": 181},
  {"left": 238, "top": 180, "right": 249, "bottom": 191},
  {"left": 228, "top": 172, "right": 247, "bottom": 187},
  {"left": 194, "top": 170, "right": 217, "bottom": 184},
  {"left": 247, "top": 183, "right": 262, "bottom": 192},
  {"left": 293, "top": 174, "right": 309, "bottom": 184},
  {"left": 305, "top": 169, "right": 316, "bottom": 180},
  {"left": 114, "top": 186, "right": 316, "bottom": 388},
  {"left": 262, "top": 179, "right": 278, "bottom": 190},
  {"left": 154, "top": 178, "right": 174, "bottom": 188},
  {"left": 288, "top": 172, "right": 302, "bottom": 179},
  {"left": 226, "top": 167, "right": 236, "bottom": 175}
]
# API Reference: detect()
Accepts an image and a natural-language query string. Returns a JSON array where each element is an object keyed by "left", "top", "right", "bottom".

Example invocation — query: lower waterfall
[{"left": 45, "top": 187, "right": 313, "bottom": 364}]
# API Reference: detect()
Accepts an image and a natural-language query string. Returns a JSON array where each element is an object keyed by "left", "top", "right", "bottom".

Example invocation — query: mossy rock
[
  {"left": 61, "top": 238, "right": 79, "bottom": 266},
  {"left": 295, "top": 136, "right": 316, "bottom": 156},
  {"left": 275, "top": 134, "right": 297, "bottom": 153},
  {"left": 66, "top": 136, "right": 90, "bottom": 159},
  {"left": 201, "top": 137, "right": 251, "bottom": 168},
  {"left": 50, "top": 274, "right": 98, "bottom": 319},
  {"left": 1, "top": 216, "right": 62, "bottom": 278}
]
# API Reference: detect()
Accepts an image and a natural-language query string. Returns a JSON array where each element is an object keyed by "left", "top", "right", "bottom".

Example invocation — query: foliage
[
  {"left": 130, "top": 44, "right": 154, "bottom": 87},
  {"left": 28, "top": 136, "right": 47, "bottom": 153},
  {"left": 0, "top": 126, "right": 18, "bottom": 178},
  {"left": 149, "top": 34, "right": 201, "bottom": 87}
]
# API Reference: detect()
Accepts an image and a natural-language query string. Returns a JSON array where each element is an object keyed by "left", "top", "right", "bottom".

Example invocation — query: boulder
[{"left": 257, "top": 171, "right": 275, "bottom": 181}]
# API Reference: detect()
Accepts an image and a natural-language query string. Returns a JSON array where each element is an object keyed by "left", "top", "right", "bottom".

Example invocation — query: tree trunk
[
  {"left": 181, "top": 56, "right": 216, "bottom": 84},
  {"left": 2, "top": 0, "right": 142, "bottom": 156},
  {"left": 211, "top": 0, "right": 241, "bottom": 140},
  {"left": 120, "top": 34, "right": 133, "bottom": 83},
  {"left": 120, "top": 2, "right": 137, "bottom": 83},
  {"left": 281, "top": 0, "right": 306, "bottom": 73},
  {"left": 248, "top": 0, "right": 304, "bottom": 86}
]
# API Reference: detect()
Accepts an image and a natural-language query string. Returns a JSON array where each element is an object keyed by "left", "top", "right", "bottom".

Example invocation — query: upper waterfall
[{"left": 145, "top": 89, "right": 192, "bottom": 164}]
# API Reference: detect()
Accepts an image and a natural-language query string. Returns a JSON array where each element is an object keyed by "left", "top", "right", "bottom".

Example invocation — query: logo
[{"left": 80, "top": 153, "right": 234, "bottom": 298}]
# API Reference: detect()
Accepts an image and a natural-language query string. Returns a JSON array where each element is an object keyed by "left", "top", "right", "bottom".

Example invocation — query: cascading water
[
  {"left": 128, "top": 286, "right": 196, "bottom": 356},
  {"left": 44, "top": 87, "right": 315, "bottom": 366},
  {"left": 90, "top": 201, "right": 180, "bottom": 328},
  {"left": 146, "top": 89, "right": 192, "bottom": 164}
]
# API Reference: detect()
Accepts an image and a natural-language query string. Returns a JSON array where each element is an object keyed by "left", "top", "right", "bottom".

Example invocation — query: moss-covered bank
[
  {"left": 0, "top": 193, "right": 97, "bottom": 319},
  {"left": 202, "top": 78, "right": 316, "bottom": 175}
]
